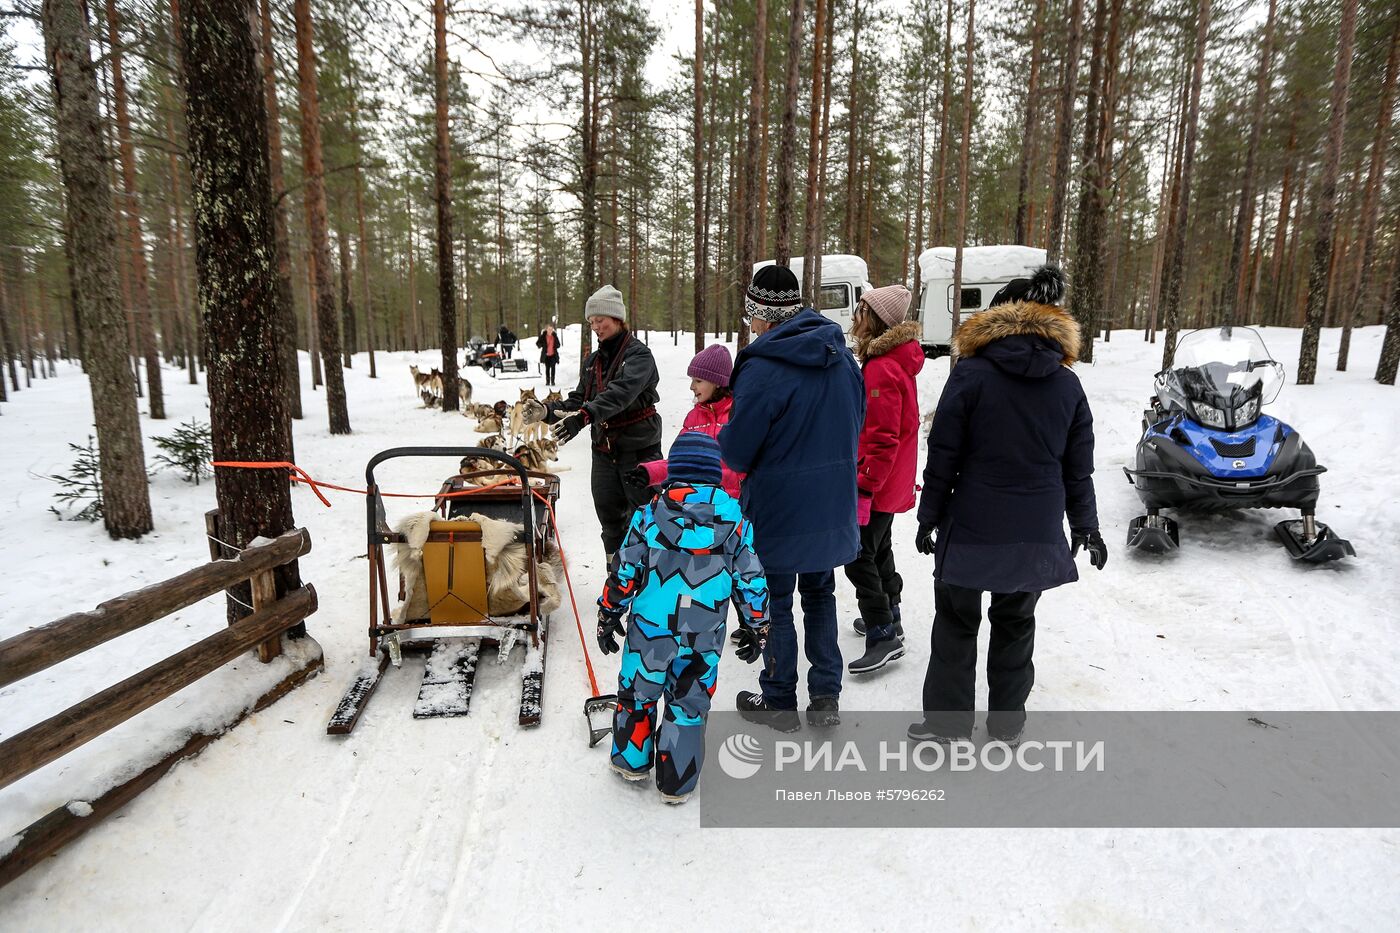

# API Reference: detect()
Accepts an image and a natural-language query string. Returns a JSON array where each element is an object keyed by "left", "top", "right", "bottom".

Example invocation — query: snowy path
[{"left": 2, "top": 326, "right": 1398, "bottom": 930}]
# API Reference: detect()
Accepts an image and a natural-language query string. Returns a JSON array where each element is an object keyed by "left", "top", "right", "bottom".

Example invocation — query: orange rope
[
  {"left": 533, "top": 488, "right": 604, "bottom": 698},
  {"left": 213, "top": 460, "right": 607, "bottom": 699},
  {"left": 212, "top": 461, "right": 522, "bottom": 507}
]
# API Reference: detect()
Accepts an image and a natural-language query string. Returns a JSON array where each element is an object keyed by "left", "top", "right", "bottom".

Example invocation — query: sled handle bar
[{"left": 365, "top": 447, "right": 534, "bottom": 549}]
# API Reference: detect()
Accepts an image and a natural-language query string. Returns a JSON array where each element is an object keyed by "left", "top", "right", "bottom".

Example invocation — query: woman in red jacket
[{"left": 845, "top": 285, "right": 924, "bottom": 674}]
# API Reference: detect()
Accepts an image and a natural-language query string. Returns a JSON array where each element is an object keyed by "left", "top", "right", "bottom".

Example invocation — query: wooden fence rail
[
  {"left": 0, "top": 528, "right": 312, "bottom": 689},
  {"left": 0, "top": 525, "right": 321, "bottom": 890}
]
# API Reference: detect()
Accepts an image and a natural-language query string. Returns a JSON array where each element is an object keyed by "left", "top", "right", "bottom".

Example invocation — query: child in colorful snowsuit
[
  {"left": 598, "top": 431, "right": 770, "bottom": 802},
  {"left": 631, "top": 344, "right": 744, "bottom": 499}
]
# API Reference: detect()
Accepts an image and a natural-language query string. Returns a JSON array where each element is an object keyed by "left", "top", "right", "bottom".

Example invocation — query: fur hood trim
[
  {"left": 953, "top": 301, "right": 1080, "bottom": 366},
  {"left": 858, "top": 320, "right": 923, "bottom": 362}
]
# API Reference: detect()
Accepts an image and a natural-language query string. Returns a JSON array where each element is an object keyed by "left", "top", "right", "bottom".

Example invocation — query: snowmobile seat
[{"left": 421, "top": 521, "right": 489, "bottom": 624}]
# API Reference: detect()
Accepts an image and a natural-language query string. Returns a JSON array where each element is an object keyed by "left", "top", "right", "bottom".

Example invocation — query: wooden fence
[{"left": 0, "top": 526, "right": 322, "bottom": 888}]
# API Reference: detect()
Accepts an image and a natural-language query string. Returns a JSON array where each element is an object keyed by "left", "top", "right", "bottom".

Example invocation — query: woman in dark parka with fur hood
[{"left": 911, "top": 266, "right": 1106, "bottom": 743}]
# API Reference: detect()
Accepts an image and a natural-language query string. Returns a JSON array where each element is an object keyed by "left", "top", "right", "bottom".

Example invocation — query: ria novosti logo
[{"left": 717, "top": 733, "right": 764, "bottom": 779}]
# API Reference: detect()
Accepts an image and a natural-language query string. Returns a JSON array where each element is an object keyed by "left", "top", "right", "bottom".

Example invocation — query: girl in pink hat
[{"left": 628, "top": 344, "right": 744, "bottom": 499}]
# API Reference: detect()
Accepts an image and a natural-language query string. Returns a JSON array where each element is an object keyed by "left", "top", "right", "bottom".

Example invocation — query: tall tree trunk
[
  {"left": 1339, "top": 19, "right": 1398, "bottom": 370},
  {"left": 1013, "top": 0, "right": 1046, "bottom": 246},
  {"left": 1067, "top": 0, "right": 1112, "bottom": 363},
  {"left": 1377, "top": 217, "right": 1400, "bottom": 384},
  {"left": 407, "top": 177, "right": 420, "bottom": 352},
  {"left": 182, "top": 0, "right": 301, "bottom": 622},
  {"left": 579, "top": 0, "right": 598, "bottom": 369},
  {"left": 258, "top": 0, "right": 301, "bottom": 417},
  {"left": 739, "top": 0, "right": 769, "bottom": 349},
  {"left": 292, "top": 0, "right": 351, "bottom": 431},
  {"left": 843, "top": 0, "right": 862, "bottom": 252},
  {"left": 103, "top": 0, "right": 164, "bottom": 419},
  {"left": 433, "top": 0, "right": 459, "bottom": 409},
  {"left": 337, "top": 220, "right": 355, "bottom": 368},
  {"left": 801, "top": 0, "right": 827, "bottom": 302},
  {"left": 774, "top": 0, "right": 804, "bottom": 265},
  {"left": 1159, "top": 0, "right": 1210, "bottom": 368},
  {"left": 693, "top": 0, "right": 706, "bottom": 351},
  {"left": 1220, "top": 0, "right": 1277, "bottom": 330},
  {"left": 1268, "top": 95, "right": 1301, "bottom": 324},
  {"left": 812, "top": 1, "right": 834, "bottom": 291},
  {"left": 950, "top": 0, "right": 975, "bottom": 343},
  {"left": 933, "top": 0, "right": 953, "bottom": 245},
  {"left": 1045, "top": 0, "right": 1085, "bottom": 265},
  {"left": 350, "top": 81, "right": 377, "bottom": 379},
  {"left": 1297, "top": 0, "right": 1359, "bottom": 385},
  {"left": 43, "top": 0, "right": 152, "bottom": 538}
]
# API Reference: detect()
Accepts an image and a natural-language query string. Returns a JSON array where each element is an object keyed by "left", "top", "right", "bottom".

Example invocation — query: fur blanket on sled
[{"left": 389, "top": 511, "right": 564, "bottom": 623}]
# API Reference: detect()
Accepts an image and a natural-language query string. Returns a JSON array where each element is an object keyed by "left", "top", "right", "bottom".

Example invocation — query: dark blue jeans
[{"left": 758, "top": 570, "right": 842, "bottom": 709}]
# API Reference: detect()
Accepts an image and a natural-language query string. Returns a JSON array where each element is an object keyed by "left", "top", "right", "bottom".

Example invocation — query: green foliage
[
  {"left": 153, "top": 419, "right": 214, "bottom": 484},
  {"left": 48, "top": 437, "right": 104, "bottom": 523}
]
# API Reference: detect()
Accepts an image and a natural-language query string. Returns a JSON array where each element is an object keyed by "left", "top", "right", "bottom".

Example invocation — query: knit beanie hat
[
  {"left": 988, "top": 265, "right": 1067, "bottom": 309},
  {"left": 745, "top": 265, "right": 803, "bottom": 323},
  {"left": 585, "top": 284, "right": 626, "bottom": 321},
  {"left": 861, "top": 284, "right": 912, "bottom": 327},
  {"left": 687, "top": 344, "right": 733, "bottom": 387},
  {"left": 666, "top": 430, "right": 723, "bottom": 487}
]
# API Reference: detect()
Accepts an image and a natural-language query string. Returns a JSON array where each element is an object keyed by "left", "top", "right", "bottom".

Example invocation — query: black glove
[
  {"left": 597, "top": 609, "right": 625, "bottom": 655},
  {"left": 624, "top": 466, "right": 652, "bottom": 489},
  {"left": 1071, "top": 530, "right": 1108, "bottom": 570},
  {"left": 541, "top": 402, "right": 563, "bottom": 425},
  {"left": 732, "top": 625, "right": 767, "bottom": 664},
  {"left": 551, "top": 411, "right": 587, "bottom": 445},
  {"left": 915, "top": 522, "right": 937, "bottom": 555}
]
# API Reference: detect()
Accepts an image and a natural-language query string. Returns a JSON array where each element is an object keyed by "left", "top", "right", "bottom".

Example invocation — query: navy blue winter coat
[
  {"left": 917, "top": 301, "right": 1098, "bottom": 593},
  {"left": 720, "top": 309, "right": 865, "bottom": 575}
]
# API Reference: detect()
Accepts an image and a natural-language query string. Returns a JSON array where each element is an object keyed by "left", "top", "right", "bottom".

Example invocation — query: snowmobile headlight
[
  {"left": 1233, "top": 397, "right": 1260, "bottom": 427},
  {"left": 1193, "top": 403, "right": 1226, "bottom": 429}
]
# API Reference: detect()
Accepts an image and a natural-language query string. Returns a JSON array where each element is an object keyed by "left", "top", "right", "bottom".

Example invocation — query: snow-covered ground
[{"left": 2, "top": 324, "right": 1398, "bottom": 930}]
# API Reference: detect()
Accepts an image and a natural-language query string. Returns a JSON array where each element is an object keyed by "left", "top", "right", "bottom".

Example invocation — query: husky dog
[
  {"left": 421, "top": 388, "right": 440, "bottom": 409},
  {"left": 458, "top": 377, "right": 473, "bottom": 405},
  {"left": 511, "top": 388, "right": 548, "bottom": 445},
  {"left": 533, "top": 436, "right": 560, "bottom": 462},
  {"left": 410, "top": 364, "right": 434, "bottom": 397},
  {"left": 475, "top": 413, "right": 503, "bottom": 434},
  {"left": 479, "top": 433, "right": 506, "bottom": 451},
  {"left": 513, "top": 443, "right": 547, "bottom": 473},
  {"left": 543, "top": 389, "right": 563, "bottom": 406}
]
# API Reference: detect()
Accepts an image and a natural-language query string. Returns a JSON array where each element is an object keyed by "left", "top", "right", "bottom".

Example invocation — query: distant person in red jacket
[{"left": 844, "top": 284, "right": 924, "bottom": 675}]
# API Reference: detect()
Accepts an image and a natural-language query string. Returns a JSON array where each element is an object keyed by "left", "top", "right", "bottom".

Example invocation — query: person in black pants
[
  {"left": 544, "top": 286, "right": 662, "bottom": 561},
  {"left": 911, "top": 266, "right": 1107, "bottom": 745},
  {"left": 537, "top": 323, "right": 560, "bottom": 386},
  {"left": 498, "top": 325, "right": 517, "bottom": 359}
]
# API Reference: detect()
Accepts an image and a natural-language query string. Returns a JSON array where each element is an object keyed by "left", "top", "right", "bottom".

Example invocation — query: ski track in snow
[{"left": 1, "top": 326, "right": 1399, "bottom": 930}]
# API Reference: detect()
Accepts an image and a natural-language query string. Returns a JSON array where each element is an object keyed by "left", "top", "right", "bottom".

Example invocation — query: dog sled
[{"left": 326, "top": 447, "right": 564, "bottom": 736}]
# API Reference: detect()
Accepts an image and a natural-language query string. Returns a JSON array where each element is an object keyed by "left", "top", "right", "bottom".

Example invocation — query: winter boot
[
  {"left": 906, "top": 720, "right": 970, "bottom": 744},
  {"left": 610, "top": 762, "right": 649, "bottom": 782},
  {"left": 737, "top": 690, "right": 801, "bottom": 734},
  {"left": 847, "top": 625, "right": 905, "bottom": 674},
  {"left": 852, "top": 604, "right": 904, "bottom": 642},
  {"left": 806, "top": 695, "right": 841, "bottom": 728},
  {"left": 660, "top": 791, "right": 692, "bottom": 805}
]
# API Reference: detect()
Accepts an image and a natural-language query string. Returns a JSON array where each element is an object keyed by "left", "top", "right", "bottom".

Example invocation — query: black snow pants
[
  {"left": 921, "top": 581, "right": 1040, "bottom": 739},
  {"left": 842, "top": 511, "right": 902, "bottom": 636},
  {"left": 592, "top": 444, "right": 663, "bottom": 558}
]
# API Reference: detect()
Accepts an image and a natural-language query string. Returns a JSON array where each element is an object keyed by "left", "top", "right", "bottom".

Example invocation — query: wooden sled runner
[{"left": 327, "top": 447, "right": 561, "bottom": 736}]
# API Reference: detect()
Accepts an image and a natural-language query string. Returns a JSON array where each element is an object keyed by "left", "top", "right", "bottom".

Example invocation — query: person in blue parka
[
  {"left": 910, "top": 265, "right": 1106, "bottom": 746},
  {"left": 719, "top": 264, "right": 865, "bottom": 732}
]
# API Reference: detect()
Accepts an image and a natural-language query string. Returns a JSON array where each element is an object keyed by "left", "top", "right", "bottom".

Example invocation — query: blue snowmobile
[{"left": 1124, "top": 326, "right": 1354, "bottom": 563}]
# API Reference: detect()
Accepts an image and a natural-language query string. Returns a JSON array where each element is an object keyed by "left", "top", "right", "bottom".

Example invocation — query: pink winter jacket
[{"left": 641, "top": 395, "right": 745, "bottom": 498}]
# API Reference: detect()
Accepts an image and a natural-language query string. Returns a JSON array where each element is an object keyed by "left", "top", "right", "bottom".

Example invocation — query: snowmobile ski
[
  {"left": 1275, "top": 518, "right": 1356, "bottom": 564},
  {"left": 1126, "top": 513, "right": 1180, "bottom": 553}
]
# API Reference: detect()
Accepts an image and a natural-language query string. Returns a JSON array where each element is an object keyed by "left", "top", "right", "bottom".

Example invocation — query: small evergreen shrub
[
  {"left": 153, "top": 419, "right": 213, "bottom": 485},
  {"left": 49, "top": 436, "right": 104, "bottom": 522}
]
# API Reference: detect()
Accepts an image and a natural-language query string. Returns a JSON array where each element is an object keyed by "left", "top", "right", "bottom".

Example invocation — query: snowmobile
[{"left": 1124, "top": 326, "right": 1354, "bottom": 563}]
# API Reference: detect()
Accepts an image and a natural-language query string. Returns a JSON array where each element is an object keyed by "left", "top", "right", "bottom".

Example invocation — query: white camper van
[
  {"left": 753, "top": 254, "right": 870, "bottom": 334},
  {"left": 915, "top": 245, "right": 1047, "bottom": 358}
]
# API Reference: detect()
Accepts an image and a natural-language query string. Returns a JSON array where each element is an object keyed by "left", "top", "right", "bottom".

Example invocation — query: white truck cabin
[
  {"left": 915, "top": 245, "right": 1047, "bottom": 358},
  {"left": 753, "top": 254, "right": 871, "bottom": 335}
]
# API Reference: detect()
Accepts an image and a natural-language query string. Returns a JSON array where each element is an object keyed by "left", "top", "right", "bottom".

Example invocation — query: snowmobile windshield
[{"left": 1156, "top": 327, "right": 1284, "bottom": 431}]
